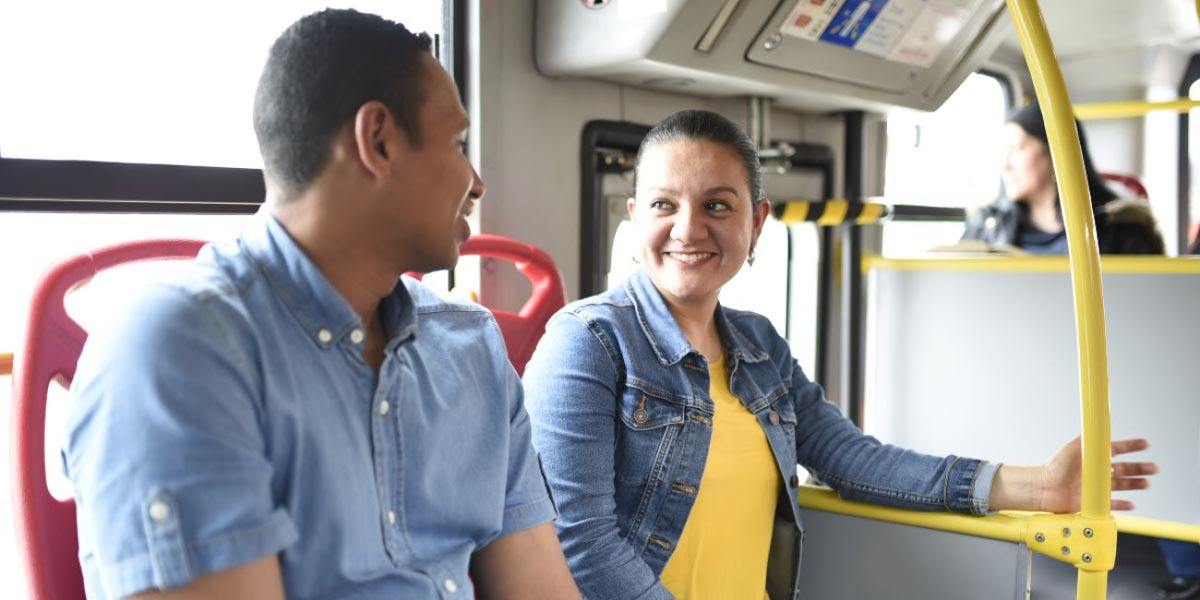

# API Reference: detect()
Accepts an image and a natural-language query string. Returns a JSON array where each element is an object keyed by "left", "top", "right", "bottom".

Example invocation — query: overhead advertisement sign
[{"left": 780, "top": 0, "right": 975, "bottom": 68}]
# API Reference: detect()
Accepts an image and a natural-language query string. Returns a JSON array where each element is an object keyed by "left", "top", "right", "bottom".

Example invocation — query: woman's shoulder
[{"left": 719, "top": 306, "right": 791, "bottom": 357}]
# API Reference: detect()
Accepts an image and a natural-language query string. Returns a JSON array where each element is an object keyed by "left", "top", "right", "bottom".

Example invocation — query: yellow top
[{"left": 660, "top": 354, "right": 780, "bottom": 600}]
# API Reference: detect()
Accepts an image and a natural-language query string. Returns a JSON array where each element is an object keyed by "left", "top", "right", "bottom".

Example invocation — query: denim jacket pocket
[{"left": 614, "top": 385, "right": 685, "bottom": 489}]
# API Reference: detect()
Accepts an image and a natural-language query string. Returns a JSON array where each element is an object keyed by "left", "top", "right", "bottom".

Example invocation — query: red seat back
[
  {"left": 458, "top": 235, "right": 566, "bottom": 375},
  {"left": 1100, "top": 172, "right": 1149, "bottom": 201},
  {"left": 12, "top": 239, "right": 206, "bottom": 600}
]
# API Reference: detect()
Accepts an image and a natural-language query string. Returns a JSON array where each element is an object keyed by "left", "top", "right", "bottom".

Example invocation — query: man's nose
[{"left": 470, "top": 164, "right": 485, "bottom": 200}]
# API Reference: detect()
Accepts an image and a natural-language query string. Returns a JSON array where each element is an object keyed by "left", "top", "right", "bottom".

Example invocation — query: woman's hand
[
  {"left": 989, "top": 436, "right": 1157, "bottom": 512},
  {"left": 1037, "top": 436, "right": 1157, "bottom": 513}
]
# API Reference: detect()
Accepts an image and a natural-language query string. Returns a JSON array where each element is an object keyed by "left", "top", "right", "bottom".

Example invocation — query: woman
[
  {"left": 963, "top": 101, "right": 1164, "bottom": 254},
  {"left": 524, "top": 110, "right": 1156, "bottom": 600}
]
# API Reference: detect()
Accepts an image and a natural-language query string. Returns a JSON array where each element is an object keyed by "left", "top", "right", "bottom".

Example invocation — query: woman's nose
[{"left": 670, "top": 205, "right": 707, "bottom": 242}]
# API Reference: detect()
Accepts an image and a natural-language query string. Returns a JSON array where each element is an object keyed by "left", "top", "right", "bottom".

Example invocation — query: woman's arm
[{"left": 523, "top": 313, "right": 675, "bottom": 600}]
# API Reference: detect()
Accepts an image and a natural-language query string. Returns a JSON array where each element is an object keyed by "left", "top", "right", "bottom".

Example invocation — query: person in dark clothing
[{"left": 963, "top": 101, "right": 1164, "bottom": 255}]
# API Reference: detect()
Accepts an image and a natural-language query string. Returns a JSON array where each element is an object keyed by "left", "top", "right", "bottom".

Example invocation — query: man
[{"left": 63, "top": 9, "right": 580, "bottom": 599}]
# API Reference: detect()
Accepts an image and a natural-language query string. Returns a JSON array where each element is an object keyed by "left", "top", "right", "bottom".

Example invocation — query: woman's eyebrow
[{"left": 703, "top": 186, "right": 740, "bottom": 197}]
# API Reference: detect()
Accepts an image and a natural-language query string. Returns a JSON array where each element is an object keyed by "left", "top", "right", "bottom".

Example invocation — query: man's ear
[{"left": 353, "top": 100, "right": 394, "bottom": 180}]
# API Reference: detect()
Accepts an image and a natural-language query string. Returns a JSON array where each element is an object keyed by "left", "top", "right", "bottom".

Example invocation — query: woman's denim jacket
[{"left": 524, "top": 269, "right": 997, "bottom": 600}]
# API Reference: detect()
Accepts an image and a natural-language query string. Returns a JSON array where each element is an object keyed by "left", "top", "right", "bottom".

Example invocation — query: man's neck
[{"left": 270, "top": 198, "right": 398, "bottom": 326}]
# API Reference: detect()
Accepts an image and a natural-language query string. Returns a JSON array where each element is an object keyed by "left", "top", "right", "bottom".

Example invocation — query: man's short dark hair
[{"left": 253, "top": 9, "right": 433, "bottom": 198}]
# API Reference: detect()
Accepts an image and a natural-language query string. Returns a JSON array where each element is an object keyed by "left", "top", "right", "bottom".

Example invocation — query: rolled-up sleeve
[{"left": 64, "top": 284, "right": 297, "bottom": 599}]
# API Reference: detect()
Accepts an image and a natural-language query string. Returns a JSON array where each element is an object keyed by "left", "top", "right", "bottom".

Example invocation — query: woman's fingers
[
  {"left": 1111, "top": 499, "right": 1137, "bottom": 511},
  {"left": 1112, "top": 461, "right": 1158, "bottom": 478},
  {"left": 1110, "top": 477, "right": 1151, "bottom": 491},
  {"left": 1110, "top": 438, "right": 1149, "bottom": 456}
]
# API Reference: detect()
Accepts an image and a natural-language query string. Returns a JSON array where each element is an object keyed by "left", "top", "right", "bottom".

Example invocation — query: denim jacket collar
[
  {"left": 624, "top": 268, "right": 769, "bottom": 367},
  {"left": 241, "top": 211, "right": 417, "bottom": 350}
]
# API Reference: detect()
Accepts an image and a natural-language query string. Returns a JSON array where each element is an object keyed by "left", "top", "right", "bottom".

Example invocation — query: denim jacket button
[
  {"left": 768, "top": 410, "right": 780, "bottom": 425},
  {"left": 633, "top": 408, "right": 649, "bottom": 424}
]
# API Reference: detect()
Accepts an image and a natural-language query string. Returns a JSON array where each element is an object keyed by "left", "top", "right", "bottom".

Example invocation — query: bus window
[
  {"left": 0, "top": 1, "right": 444, "bottom": 168},
  {"left": 882, "top": 73, "right": 1010, "bottom": 255}
]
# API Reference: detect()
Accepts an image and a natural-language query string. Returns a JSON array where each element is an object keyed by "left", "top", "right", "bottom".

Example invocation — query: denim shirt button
[{"left": 768, "top": 410, "right": 781, "bottom": 425}]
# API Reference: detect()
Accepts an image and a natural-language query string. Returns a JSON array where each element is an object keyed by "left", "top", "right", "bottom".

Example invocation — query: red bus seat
[
  {"left": 1100, "top": 172, "right": 1149, "bottom": 201},
  {"left": 456, "top": 234, "right": 566, "bottom": 375},
  {"left": 13, "top": 234, "right": 565, "bottom": 598},
  {"left": 13, "top": 239, "right": 206, "bottom": 600}
]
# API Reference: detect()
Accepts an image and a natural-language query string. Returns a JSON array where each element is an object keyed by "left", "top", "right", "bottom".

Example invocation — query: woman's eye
[
  {"left": 649, "top": 199, "right": 673, "bottom": 210},
  {"left": 706, "top": 201, "right": 731, "bottom": 213}
]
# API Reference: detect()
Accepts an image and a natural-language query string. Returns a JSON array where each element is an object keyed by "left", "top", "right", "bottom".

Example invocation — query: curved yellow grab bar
[
  {"left": 1075, "top": 98, "right": 1200, "bottom": 120},
  {"left": 1006, "top": 0, "right": 1112, "bottom": 597},
  {"left": 0, "top": 352, "right": 12, "bottom": 376}
]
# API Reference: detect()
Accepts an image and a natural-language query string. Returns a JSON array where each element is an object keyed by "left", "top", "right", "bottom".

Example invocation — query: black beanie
[{"left": 1006, "top": 101, "right": 1115, "bottom": 208}]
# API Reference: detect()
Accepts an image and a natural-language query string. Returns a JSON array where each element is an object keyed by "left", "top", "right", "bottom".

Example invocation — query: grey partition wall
[{"left": 863, "top": 258, "right": 1200, "bottom": 524}]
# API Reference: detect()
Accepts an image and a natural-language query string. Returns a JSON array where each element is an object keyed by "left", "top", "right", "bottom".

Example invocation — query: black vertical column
[{"left": 842, "top": 111, "right": 866, "bottom": 427}]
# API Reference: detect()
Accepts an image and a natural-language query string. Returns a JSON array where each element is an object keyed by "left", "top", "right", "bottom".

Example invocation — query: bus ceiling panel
[
  {"left": 994, "top": 0, "right": 1200, "bottom": 62},
  {"left": 536, "top": 0, "right": 1011, "bottom": 113}
]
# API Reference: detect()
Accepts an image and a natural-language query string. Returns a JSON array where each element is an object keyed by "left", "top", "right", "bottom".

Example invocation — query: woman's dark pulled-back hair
[
  {"left": 634, "top": 110, "right": 764, "bottom": 205},
  {"left": 253, "top": 9, "right": 432, "bottom": 198}
]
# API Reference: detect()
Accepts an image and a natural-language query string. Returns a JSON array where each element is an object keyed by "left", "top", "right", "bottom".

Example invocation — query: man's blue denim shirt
[
  {"left": 524, "top": 268, "right": 998, "bottom": 600},
  {"left": 63, "top": 212, "right": 555, "bottom": 599}
]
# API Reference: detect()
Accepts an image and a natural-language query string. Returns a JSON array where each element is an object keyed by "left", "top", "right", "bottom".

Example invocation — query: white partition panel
[{"left": 864, "top": 259, "right": 1200, "bottom": 524}]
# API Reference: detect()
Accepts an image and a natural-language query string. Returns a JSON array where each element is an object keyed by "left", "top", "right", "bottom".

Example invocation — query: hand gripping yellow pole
[{"left": 1004, "top": 0, "right": 1113, "bottom": 598}]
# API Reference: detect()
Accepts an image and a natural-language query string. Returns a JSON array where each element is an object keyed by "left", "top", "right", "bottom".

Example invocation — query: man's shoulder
[{"left": 403, "top": 277, "right": 489, "bottom": 314}]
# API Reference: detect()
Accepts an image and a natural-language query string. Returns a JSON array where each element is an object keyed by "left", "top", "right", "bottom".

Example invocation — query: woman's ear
[
  {"left": 751, "top": 197, "right": 770, "bottom": 242},
  {"left": 626, "top": 195, "right": 638, "bottom": 221}
]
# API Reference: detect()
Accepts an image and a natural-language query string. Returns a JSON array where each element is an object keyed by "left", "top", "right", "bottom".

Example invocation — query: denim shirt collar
[
  {"left": 240, "top": 210, "right": 417, "bottom": 349},
  {"left": 624, "top": 268, "right": 769, "bottom": 366}
]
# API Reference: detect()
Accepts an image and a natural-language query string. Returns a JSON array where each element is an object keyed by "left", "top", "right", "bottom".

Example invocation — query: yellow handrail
[
  {"left": 1075, "top": 98, "right": 1200, "bottom": 120},
  {"left": 1006, "top": 0, "right": 1112, "bottom": 597},
  {"left": 798, "top": 485, "right": 1200, "bottom": 544},
  {"left": 862, "top": 254, "right": 1200, "bottom": 275}
]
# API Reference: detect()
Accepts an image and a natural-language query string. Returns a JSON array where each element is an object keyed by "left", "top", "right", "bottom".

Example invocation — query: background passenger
[
  {"left": 523, "top": 109, "right": 1157, "bottom": 600},
  {"left": 1157, "top": 540, "right": 1200, "bottom": 599},
  {"left": 963, "top": 101, "right": 1164, "bottom": 254},
  {"left": 62, "top": 9, "right": 578, "bottom": 599}
]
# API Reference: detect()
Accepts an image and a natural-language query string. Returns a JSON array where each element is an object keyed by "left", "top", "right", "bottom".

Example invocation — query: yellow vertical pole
[{"left": 1003, "top": 1, "right": 1113, "bottom": 599}]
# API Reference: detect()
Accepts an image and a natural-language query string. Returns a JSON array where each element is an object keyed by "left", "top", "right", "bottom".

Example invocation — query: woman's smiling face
[{"left": 628, "top": 138, "right": 768, "bottom": 310}]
